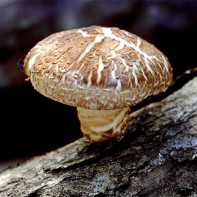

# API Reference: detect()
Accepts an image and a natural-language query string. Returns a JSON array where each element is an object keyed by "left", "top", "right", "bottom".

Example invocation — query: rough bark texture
[{"left": 0, "top": 77, "right": 197, "bottom": 197}]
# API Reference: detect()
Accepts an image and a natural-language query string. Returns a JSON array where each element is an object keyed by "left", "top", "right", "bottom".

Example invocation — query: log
[{"left": 0, "top": 76, "right": 197, "bottom": 197}]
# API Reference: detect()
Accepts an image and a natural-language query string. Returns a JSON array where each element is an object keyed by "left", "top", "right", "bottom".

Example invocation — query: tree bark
[{"left": 0, "top": 76, "right": 197, "bottom": 197}]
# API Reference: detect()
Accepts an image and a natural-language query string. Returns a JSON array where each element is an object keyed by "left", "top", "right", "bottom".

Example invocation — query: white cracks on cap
[
  {"left": 28, "top": 53, "right": 40, "bottom": 71},
  {"left": 132, "top": 60, "right": 139, "bottom": 86},
  {"left": 120, "top": 57, "right": 129, "bottom": 72},
  {"left": 114, "top": 42, "right": 124, "bottom": 51},
  {"left": 77, "top": 27, "right": 168, "bottom": 83},
  {"left": 142, "top": 56, "right": 154, "bottom": 75},
  {"left": 101, "top": 27, "right": 168, "bottom": 77},
  {"left": 135, "top": 38, "right": 154, "bottom": 76},
  {"left": 116, "top": 79, "right": 122, "bottom": 91},
  {"left": 111, "top": 63, "right": 117, "bottom": 80},
  {"left": 107, "top": 41, "right": 124, "bottom": 60},
  {"left": 65, "top": 60, "right": 76, "bottom": 73},
  {"left": 87, "top": 70, "right": 92, "bottom": 88},
  {"left": 162, "top": 55, "right": 169, "bottom": 73},
  {"left": 77, "top": 34, "right": 104, "bottom": 62},
  {"left": 110, "top": 63, "right": 123, "bottom": 92},
  {"left": 154, "top": 80, "right": 159, "bottom": 87},
  {"left": 97, "top": 56, "right": 104, "bottom": 83},
  {"left": 72, "top": 72, "right": 81, "bottom": 79},
  {"left": 64, "top": 27, "right": 169, "bottom": 92},
  {"left": 120, "top": 57, "right": 147, "bottom": 87},
  {"left": 123, "top": 30, "right": 134, "bottom": 38},
  {"left": 77, "top": 29, "right": 90, "bottom": 37},
  {"left": 140, "top": 67, "right": 148, "bottom": 81}
]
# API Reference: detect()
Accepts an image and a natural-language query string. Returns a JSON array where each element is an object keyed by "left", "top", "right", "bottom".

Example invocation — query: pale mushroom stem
[{"left": 77, "top": 106, "right": 131, "bottom": 142}]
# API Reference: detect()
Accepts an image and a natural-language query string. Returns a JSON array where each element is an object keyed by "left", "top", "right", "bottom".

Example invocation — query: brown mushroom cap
[{"left": 24, "top": 26, "right": 173, "bottom": 110}]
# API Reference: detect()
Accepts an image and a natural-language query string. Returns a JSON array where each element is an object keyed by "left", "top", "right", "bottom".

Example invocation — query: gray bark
[{"left": 0, "top": 76, "right": 197, "bottom": 197}]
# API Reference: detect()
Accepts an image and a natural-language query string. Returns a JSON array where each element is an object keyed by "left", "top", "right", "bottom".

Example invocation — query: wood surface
[{"left": 0, "top": 76, "right": 196, "bottom": 197}]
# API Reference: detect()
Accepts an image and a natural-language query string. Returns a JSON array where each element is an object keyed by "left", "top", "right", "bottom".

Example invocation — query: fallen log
[{"left": 0, "top": 75, "right": 197, "bottom": 197}]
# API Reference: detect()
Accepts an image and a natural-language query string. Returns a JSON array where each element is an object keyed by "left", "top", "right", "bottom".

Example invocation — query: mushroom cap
[{"left": 24, "top": 26, "right": 173, "bottom": 110}]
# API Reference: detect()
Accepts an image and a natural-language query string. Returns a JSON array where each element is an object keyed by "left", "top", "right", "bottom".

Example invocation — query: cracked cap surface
[{"left": 24, "top": 25, "right": 173, "bottom": 110}]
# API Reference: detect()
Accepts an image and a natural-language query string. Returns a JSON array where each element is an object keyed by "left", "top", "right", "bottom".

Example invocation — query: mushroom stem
[{"left": 77, "top": 106, "right": 131, "bottom": 142}]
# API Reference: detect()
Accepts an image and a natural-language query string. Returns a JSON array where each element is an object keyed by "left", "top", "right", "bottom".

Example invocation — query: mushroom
[{"left": 24, "top": 26, "right": 173, "bottom": 143}]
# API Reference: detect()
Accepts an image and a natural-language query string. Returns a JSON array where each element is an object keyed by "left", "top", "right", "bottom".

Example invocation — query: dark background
[{"left": 1, "top": 0, "right": 197, "bottom": 161}]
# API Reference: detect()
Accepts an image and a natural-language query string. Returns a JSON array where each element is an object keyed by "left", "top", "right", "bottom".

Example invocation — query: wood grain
[{"left": 0, "top": 76, "right": 196, "bottom": 197}]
